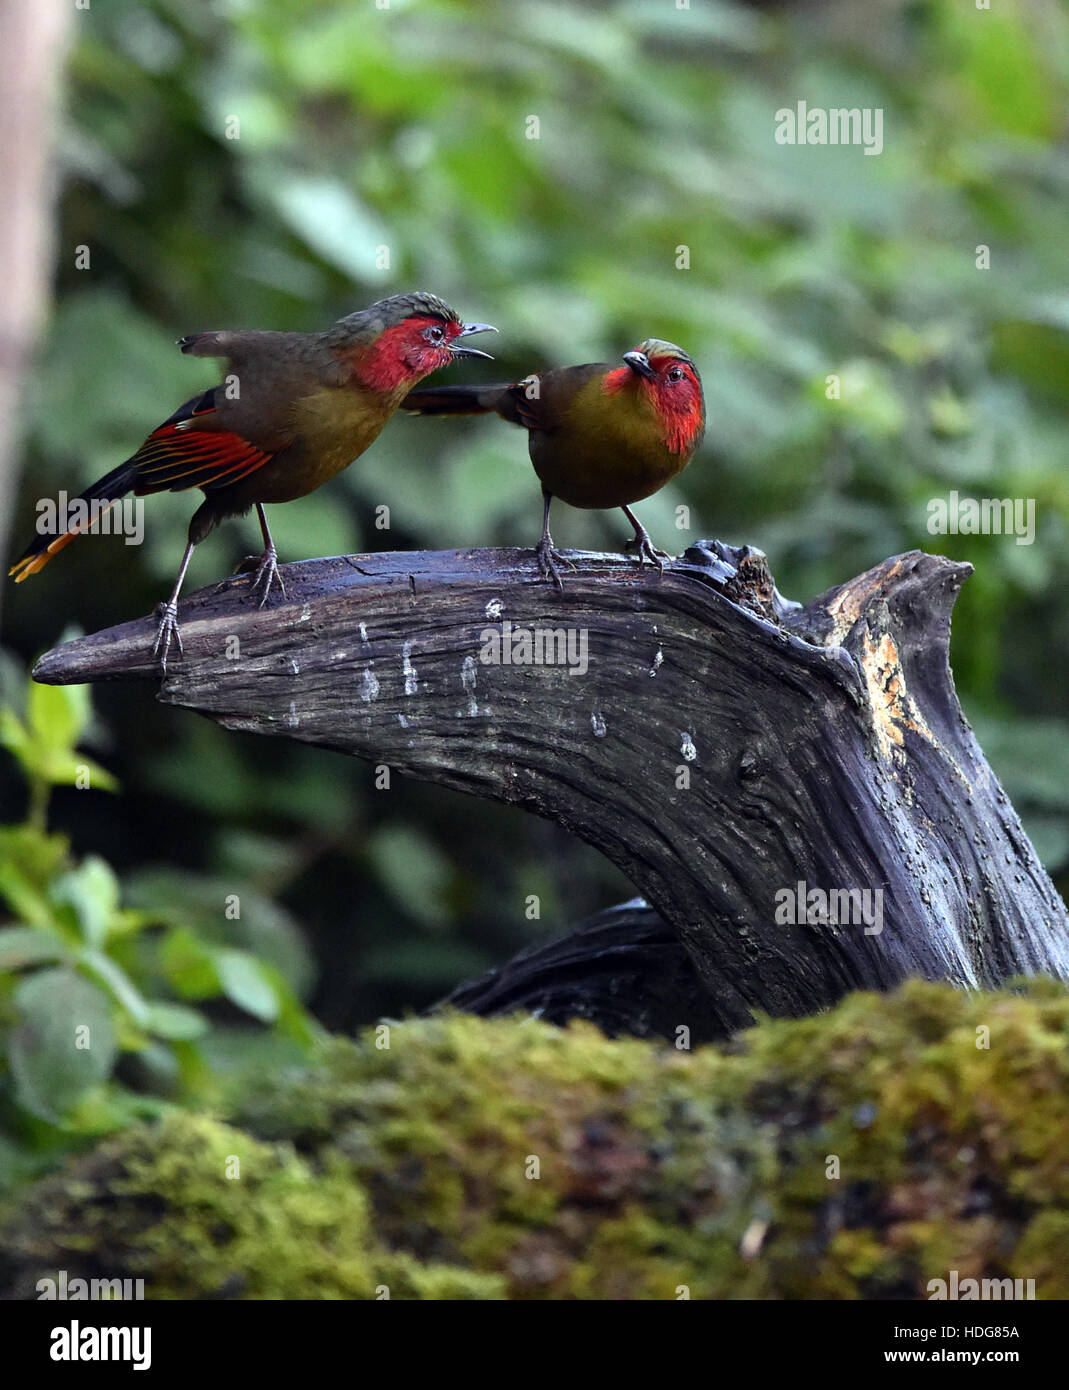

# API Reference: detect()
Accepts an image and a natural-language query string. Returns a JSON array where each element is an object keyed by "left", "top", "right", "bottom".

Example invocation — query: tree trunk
[
  {"left": 438, "top": 897, "right": 726, "bottom": 1042},
  {"left": 0, "top": 0, "right": 72, "bottom": 604},
  {"left": 33, "top": 540, "right": 1069, "bottom": 1032}
]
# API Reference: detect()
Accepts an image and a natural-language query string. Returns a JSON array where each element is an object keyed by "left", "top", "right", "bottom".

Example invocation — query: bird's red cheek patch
[
  {"left": 352, "top": 319, "right": 456, "bottom": 391},
  {"left": 601, "top": 366, "right": 634, "bottom": 396},
  {"left": 658, "top": 391, "right": 705, "bottom": 456},
  {"left": 663, "top": 409, "right": 703, "bottom": 457},
  {"left": 649, "top": 363, "right": 704, "bottom": 456}
]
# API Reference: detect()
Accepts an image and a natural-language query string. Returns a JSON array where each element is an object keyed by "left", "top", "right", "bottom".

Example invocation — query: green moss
[{"left": 2, "top": 980, "right": 1068, "bottom": 1299}]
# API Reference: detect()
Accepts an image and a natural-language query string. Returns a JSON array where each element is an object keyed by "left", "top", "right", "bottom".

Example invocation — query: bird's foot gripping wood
[
  {"left": 535, "top": 535, "right": 576, "bottom": 591},
  {"left": 152, "top": 600, "right": 183, "bottom": 671},
  {"left": 243, "top": 502, "right": 287, "bottom": 608},
  {"left": 235, "top": 548, "right": 287, "bottom": 606},
  {"left": 622, "top": 506, "right": 670, "bottom": 574},
  {"left": 250, "top": 546, "right": 287, "bottom": 607},
  {"left": 627, "top": 531, "right": 670, "bottom": 574}
]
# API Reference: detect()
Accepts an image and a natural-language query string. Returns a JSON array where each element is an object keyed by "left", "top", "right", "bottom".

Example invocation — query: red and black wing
[
  {"left": 130, "top": 389, "right": 276, "bottom": 495},
  {"left": 9, "top": 390, "right": 280, "bottom": 581}
]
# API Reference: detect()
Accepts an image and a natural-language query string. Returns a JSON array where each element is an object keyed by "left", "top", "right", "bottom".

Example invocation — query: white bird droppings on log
[
  {"left": 402, "top": 641, "right": 418, "bottom": 696},
  {"left": 461, "top": 656, "right": 478, "bottom": 717}
]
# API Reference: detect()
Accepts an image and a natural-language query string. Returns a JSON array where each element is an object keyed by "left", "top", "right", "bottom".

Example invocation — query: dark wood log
[
  {"left": 438, "top": 897, "right": 726, "bottom": 1043},
  {"left": 33, "top": 540, "right": 1069, "bottom": 1032}
]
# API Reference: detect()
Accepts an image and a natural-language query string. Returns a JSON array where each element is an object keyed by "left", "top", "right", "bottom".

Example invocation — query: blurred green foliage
[
  {"left": 0, "top": 667, "right": 319, "bottom": 1190},
  {"left": 1, "top": 0, "right": 1067, "bottom": 1181}
]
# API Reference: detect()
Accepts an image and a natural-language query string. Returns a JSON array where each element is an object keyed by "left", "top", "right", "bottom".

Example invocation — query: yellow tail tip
[{"left": 8, "top": 534, "right": 75, "bottom": 582}]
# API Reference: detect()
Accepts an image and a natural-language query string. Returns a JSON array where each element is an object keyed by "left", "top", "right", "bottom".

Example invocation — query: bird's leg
[
  {"left": 622, "top": 504, "right": 670, "bottom": 574},
  {"left": 534, "top": 491, "right": 575, "bottom": 591},
  {"left": 247, "top": 503, "right": 286, "bottom": 606},
  {"left": 153, "top": 540, "right": 194, "bottom": 671}
]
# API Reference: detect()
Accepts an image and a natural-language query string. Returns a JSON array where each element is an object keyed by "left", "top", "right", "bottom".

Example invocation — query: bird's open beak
[
  {"left": 622, "top": 350, "right": 655, "bottom": 380},
  {"left": 451, "top": 322, "right": 497, "bottom": 360}
]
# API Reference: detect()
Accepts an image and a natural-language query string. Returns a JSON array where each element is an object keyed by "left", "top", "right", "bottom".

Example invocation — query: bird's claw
[
  {"left": 628, "top": 530, "right": 671, "bottom": 574},
  {"left": 249, "top": 547, "right": 286, "bottom": 607},
  {"left": 535, "top": 537, "right": 575, "bottom": 591},
  {"left": 153, "top": 600, "right": 183, "bottom": 671}
]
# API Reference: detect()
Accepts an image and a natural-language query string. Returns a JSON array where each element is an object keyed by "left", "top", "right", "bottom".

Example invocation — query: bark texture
[{"left": 33, "top": 540, "right": 1069, "bottom": 1031}]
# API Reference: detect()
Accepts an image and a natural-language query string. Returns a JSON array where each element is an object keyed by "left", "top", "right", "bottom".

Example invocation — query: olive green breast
[
  {"left": 248, "top": 384, "right": 402, "bottom": 504},
  {"left": 528, "top": 371, "right": 687, "bottom": 510}
]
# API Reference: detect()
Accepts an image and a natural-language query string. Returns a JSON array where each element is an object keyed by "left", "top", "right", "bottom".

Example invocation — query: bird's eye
[
  {"left": 667, "top": 366, "right": 685, "bottom": 384},
  {"left": 424, "top": 324, "right": 445, "bottom": 345}
]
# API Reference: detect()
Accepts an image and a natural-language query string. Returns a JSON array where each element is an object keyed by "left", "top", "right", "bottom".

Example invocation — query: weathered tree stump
[
  {"left": 33, "top": 541, "right": 1069, "bottom": 1035},
  {"left": 440, "top": 897, "right": 726, "bottom": 1042}
]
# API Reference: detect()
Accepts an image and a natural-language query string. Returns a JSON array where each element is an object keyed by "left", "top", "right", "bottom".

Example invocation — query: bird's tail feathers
[
  {"left": 402, "top": 383, "right": 512, "bottom": 417},
  {"left": 8, "top": 458, "right": 140, "bottom": 581}
]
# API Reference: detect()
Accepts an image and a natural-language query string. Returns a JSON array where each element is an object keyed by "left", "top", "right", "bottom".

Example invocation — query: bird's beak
[
  {"left": 622, "top": 350, "right": 656, "bottom": 380},
  {"left": 451, "top": 322, "right": 497, "bottom": 360}
]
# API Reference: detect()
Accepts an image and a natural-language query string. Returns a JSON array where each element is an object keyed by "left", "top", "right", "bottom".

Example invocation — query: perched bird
[
  {"left": 9, "top": 292, "right": 495, "bottom": 666},
  {"left": 404, "top": 339, "right": 704, "bottom": 586}
]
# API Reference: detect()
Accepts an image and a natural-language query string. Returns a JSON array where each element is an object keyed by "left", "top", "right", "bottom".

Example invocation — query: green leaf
[
  {"left": 0, "top": 684, "right": 116, "bottom": 792},
  {"left": 216, "top": 949, "right": 280, "bottom": 1023},
  {"left": 27, "top": 682, "right": 89, "bottom": 756},
  {"left": 52, "top": 856, "right": 122, "bottom": 947},
  {"left": 0, "top": 862, "right": 54, "bottom": 931},
  {"left": 0, "top": 827, "right": 72, "bottom": 931},
  {"left": 159, "top": 925, "right": 223, "bottom": 999},
  {"left": 125, "top": 867, "right": 315, "bottom": 998},
  {"left": 0, "top": 927, "right": 65, "bottom": 972},
  {"left": 0, "top": 825, "right": 70, "bottom": 888},
  {"left": 42, "top": 753, "right": 118, "bottom": 793},
  {"left": 143, "top": 1002, "right": 209, "bottom": 1041},
  {"left": 0, "top": 708, "right": 30, "bottom": 759},
  {"left": 9, "top": 968, "right": 117, "bottom": 1122},
  {"left": 79, "top": 948, "right": 151, "bottom": 1025}
]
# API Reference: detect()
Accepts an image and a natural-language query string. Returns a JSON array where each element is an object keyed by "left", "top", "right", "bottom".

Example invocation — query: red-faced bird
[
  {"left": 9, "top": 292, "right": 495, "bottom": 665},
  {"left": 404, "top": 339, "right": 704, "bottom": 586}
]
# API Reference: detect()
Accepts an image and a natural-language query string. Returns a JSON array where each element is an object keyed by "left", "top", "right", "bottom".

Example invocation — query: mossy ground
[{"left": 2, "top": 979, "right": 1068, "bottom": 1299}]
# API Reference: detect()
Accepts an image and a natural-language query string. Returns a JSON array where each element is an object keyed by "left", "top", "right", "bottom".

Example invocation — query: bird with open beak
[{"left": 9, "top": 292, "right": 496, "bottom": 666}]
